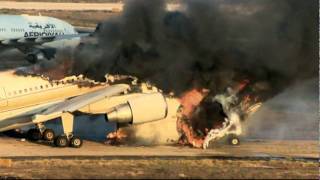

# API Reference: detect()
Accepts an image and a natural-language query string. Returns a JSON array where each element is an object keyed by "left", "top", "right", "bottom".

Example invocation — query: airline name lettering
[{"left": 24, "top": 31, "right": 64, "bottom": 38}]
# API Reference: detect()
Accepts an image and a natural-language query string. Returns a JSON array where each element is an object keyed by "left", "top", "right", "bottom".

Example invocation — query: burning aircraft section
[
  {"left": 101, "top": 76, "right": 265, "bottom": 148},
  {"left": 15, "top": 0, "right": 317, "bottom": 149}
]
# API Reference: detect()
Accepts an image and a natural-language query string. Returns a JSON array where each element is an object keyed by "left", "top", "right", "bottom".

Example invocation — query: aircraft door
[{"left": 0, "top": 88, "right": 8, "bottom": 107}]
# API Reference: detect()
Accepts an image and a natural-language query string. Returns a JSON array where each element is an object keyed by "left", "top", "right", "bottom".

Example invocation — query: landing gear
[
  {"left": 54, "top": 135, "right": 83, "bottom": 148},
  {"left": 70, "top": 137, "right": 83, "bottom": 148},
  {"left": 27, "top": 112, "right": 84, "bottom": 148},
  {"left": 227, "top": 134, "right": 240, "bottom": 146},
  {"left": 52, "top": 113, "right": 83, "bottom": 148},
  {"left": 43, "top": 129, "right": 55, "bottom": 141},
  {"left": 54, "top": 135, "right": 69, "bottom": 147},
  {"left": 27, "top": 126, "right": 56, "bottom": 142}
]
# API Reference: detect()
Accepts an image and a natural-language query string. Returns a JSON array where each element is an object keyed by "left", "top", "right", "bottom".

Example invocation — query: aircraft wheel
[
  {"left": 54, "top": 135, "right": 69, "bottom": 147},
  {"left": 228, "top": 134, "right": 240, "bottom": 146},
  {"left": 27, "top": 129, "right": 42, "bottom": 141},
  {"left": 43, "top": 129, "right": 55, "bottom": 141},
  {"left": 70, "top": 137, "right": 83, "bottom": 148}
]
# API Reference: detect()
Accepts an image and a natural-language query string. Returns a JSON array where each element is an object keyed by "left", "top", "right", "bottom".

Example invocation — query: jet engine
[
  {"left": 25, "top": 52, "right": 46, "bottom": 64},
  {"left": 25, "top": 48, "right": 56, "bottom": 64},
  {"left": 106, "top": 93, "right": 168, "bottom": 124}
]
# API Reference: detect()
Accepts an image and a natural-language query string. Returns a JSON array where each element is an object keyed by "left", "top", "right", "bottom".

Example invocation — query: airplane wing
[
  {"left": 75, "top": 26, "right": 95, "bottom": 34},
  {"left": 32, "top": 84, "right": 130, "bottom": 123}
]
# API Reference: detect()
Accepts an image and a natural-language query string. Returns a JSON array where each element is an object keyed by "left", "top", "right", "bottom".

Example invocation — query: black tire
[
  {"left": 70, "top": 137, "right": 83, "bottom": 148},
  {"left": 43, "top": 129, "right": 55, "bottom": 141},
  {"left": 54, "top": 136, "right": 69, "bottom": 147},
  {"left": 27, "top": 129, "right": 42, "bottom": 141},
  {"left": 227, "top": 134, "right": 240, "bottom": 146}
]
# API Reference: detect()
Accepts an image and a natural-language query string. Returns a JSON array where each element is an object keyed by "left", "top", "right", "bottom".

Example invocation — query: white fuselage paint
[{"left": 0, "top": 14, "right": 80, "bottom": 51}]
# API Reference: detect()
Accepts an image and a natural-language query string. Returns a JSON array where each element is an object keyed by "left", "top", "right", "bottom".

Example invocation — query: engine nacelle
[
  {"left": 106, "top": 93, "right": 168, "bottom": 124},
  {"left": 25, "top": 52, "right": 46, "bottom": 64},
  {"left": 25, "top": 48, "right": 56, "bottom": 64}
]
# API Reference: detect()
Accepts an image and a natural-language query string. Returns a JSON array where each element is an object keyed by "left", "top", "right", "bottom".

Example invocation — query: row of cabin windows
[
  {"left": 11, "top": 28, "right": 25, "bottom": 32},
  {"left": 0, "top": 28, "right": 24, "bottom": 33},
  {"left": 0, "top": 28, "right": 66, "bottom": 33},
  {"left": 6, "top": 79, "right": 78, "bottom": 97}
]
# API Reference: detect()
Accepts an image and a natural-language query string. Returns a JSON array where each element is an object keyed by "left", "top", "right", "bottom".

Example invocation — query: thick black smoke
[{"left": 71, "top": 0, "right": 317, "bottom": 97}]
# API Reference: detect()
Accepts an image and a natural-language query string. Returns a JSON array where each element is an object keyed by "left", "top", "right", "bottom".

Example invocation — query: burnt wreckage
[{"left": 105, "top": 75, "right": 263, "bottom": 149}]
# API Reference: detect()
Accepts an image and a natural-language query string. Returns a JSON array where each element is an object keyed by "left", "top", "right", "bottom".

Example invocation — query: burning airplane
[
  {"left": 7, "top": 0, "right": 316, "bottom": 149},
  {"left": 0, "top": 65, "right": 264, "bottom": 149},
  {"left": 104, "top": 75, "right": 264, "bottom": 149}
]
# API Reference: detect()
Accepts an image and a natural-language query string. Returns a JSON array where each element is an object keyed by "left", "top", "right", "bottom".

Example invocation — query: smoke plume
[
  {"left": 244, "top": 78, "right": 318, "bottom": 140},
  {"left": 36, "top": 0, "right": 317, "bottom": 144},
  {"left": 67, "top": 0, "right": 317, "bottom": 99}
]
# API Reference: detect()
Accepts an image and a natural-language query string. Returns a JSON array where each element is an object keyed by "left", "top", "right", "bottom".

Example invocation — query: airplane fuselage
[{"left": 0, "top": 14, "right": 80, "bottom": 49}]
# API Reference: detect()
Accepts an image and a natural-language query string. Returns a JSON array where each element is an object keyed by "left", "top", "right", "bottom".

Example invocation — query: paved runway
[
  {"left": 0, "top": 137, "right": 317, "bottom": 179},
  {"left": 0, "top": 137, "right": 317, "bottom": 160}
]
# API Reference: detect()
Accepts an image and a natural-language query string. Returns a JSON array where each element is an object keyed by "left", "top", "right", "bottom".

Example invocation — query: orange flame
[
  {"left": 176, "top": 88, "right": 210, "bottom": 148},
  {"left": 179, "top": 88, "right": 209, "bottom": 118},
  {"left": 235, "top": 79, "right": 250, "bottom": 92},
  {"left": 105, "top": 128, "right": 128, "bottom": 145}
]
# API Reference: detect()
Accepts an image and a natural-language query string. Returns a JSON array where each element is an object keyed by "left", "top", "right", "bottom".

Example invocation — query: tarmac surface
[{"left": 0, "top": 136, "right": 317, "bottom": 161}]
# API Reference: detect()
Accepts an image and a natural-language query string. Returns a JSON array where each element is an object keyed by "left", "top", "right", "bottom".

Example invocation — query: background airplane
[{"left": 0, "top": 14, "right": 92, "bottom": 64}]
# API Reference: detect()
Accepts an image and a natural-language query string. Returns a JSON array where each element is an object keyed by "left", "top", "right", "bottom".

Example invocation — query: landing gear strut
[{"left": 54, "top": 112, "right": 83, "bottom": 148}]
